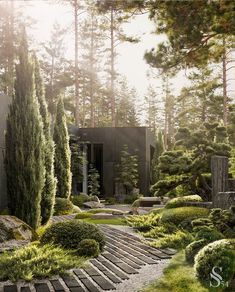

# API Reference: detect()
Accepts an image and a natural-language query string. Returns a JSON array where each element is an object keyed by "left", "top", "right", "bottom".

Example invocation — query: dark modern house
[{"left": 70, "top": 126, "right": 155, "bottom": 197}]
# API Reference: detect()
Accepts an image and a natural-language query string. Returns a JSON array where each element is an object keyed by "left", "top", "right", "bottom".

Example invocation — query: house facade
[{"left": 70, "top": 126, "right": 155, "bottom": 197}]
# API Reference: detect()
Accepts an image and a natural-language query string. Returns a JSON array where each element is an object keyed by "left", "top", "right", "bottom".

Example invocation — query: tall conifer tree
[
  {"left": 5, "top": 27, "right": 45, "bottom": 229},
  {"left": 53, "top": 97, "right": 72, "bottom": 199},
  {"left": 34, "top": 54, "right": 57, "bottom": 225}
]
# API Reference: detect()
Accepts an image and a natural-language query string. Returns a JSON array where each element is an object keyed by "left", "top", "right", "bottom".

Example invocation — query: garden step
[
  {"left": 50, "top": 279, "right": 65, "bottom": 292},
  {"left": 20, "top": 287, "right": 31, "bottom": 292},
  {"left": 74, "top": 270, "right": 100, "bottom": 292},
  {"left": 89, "top": 260, "right": 122, "bottom": 284},
  {"left": 3, "top": 285, "right": 17, "bottom": 292},
  {"left": 34, "top": 283, "right": 51, "bottom": 292}
]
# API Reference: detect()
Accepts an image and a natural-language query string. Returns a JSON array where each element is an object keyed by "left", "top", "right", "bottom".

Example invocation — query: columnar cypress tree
[
  {"left": 34, "top": 54, "right": 57, "bottom": 225},
  {"left": 53, "top": 97, "right": 72, "bottom": 199},
  {"left": 5, "top": 27, "right": 45, "bottom": 229}
]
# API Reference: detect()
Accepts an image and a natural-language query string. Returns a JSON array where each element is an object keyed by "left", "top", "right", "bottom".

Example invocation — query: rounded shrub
[
  {"left": 71, "top": 193, "right": 90, "bottom": 207},
  {"left": 194, "top": 239, "right": 235, "bottom": 287},
  {"left": 165, "top": 195, "right": 202, "bottom": 209},
  {"left": 185, "top": 239, "right": 208, "bottom": 264},
  {"left": 77, "top": 239, "right": 100, "bottom": 257},
  {"left": 53, "top": 198, "right": 73, "bottom": 215},
  {"left": 73, "top": 205, "right": 81, "bottom": 213},
  {"left": 40, "top": 220, "right": 105, "bottom": 251},
  {"left": 194, "top": 226, "right": 224, "bottom": 242},
  {"left": 160, "top": 207, "right": 209, "bottom": 225}
]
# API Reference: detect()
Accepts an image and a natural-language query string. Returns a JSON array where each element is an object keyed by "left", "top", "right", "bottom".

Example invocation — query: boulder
[
  {"left": 0, "top": 215, "right": 36, "bottom": 243},
  {"left": 0, "top": 240, "right": 29, "bottom": 253}
]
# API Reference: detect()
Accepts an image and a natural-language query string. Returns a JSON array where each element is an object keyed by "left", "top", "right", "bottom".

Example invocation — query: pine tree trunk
[
  {"left": 74, "top": 0, "right": 80, "bottom": 126},
  {"left": 90, "top": 11, "right": 95, "bottom": 127},
  {"left": 110, "top": 2, "right": 115, "bottom": 127},
  {"left": 222, "top": 38, "right": 228, "bottom": 127}
]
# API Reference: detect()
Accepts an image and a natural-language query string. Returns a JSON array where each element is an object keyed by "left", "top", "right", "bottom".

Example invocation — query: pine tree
[
  {"left": 5, "top": 27, "right": 45, "bottom": 229},
  {"left": 53, "top": 97, "right": 72, "bottom": 199},
  {"left": 34, "top": 54, "right": 57, "bottom": 225},
  {"left": 151, "top": 131, "right": 164, "bottom": 184}
]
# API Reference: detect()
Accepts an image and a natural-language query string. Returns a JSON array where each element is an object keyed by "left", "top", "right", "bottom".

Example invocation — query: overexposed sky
[
  {"left": 17, "top": 0, "right": 235, "bottom": 102},
  {"left": 18, "top": 0, "right": 189, "bottom": 101}
]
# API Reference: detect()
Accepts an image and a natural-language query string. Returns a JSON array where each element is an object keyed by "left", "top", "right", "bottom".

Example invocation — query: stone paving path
[{"left": 1, "top": 215, "right": 175, "bottom": 292}]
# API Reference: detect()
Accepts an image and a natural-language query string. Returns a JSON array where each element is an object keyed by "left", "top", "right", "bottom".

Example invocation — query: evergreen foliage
[
  {"left": 88, "top": 165, "right": 100, "bottom": 197},
  {"left": 151, "top": 123, "right": 231, "bottom": 200},
  {"left": 5, "top": 27, "right": 45, "bottom": 229},
  {"left": 151, "top": 130, "right": 164, "bottom": 183},
  {"left": 70, "top": 135, "right": 84, "bottom": 194},
  {"left": 53, "top": 97, "right": 72, "bottom": 199},
  {"left": 117, "top": 144, "right": 139, "bottom": 194},
  {"left": 34, "top": 54, "right": 57, "bottom": 225}
]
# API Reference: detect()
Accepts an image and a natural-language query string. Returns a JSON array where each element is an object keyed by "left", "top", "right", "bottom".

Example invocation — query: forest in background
[
  {"left": 0, "top": 0, "right": 235, "bottom": 148},
  {"left": 1, "top": 0, "right": 235, "bottom": 200}
]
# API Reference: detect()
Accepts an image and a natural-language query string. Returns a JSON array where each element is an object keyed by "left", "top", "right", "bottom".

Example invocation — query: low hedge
[
  {"left": 77, "top": 239, "right": 100, "bottom": 257},
  {"left": 185, "top": 239, "right": 208, "bottom": 264},
  {"left": 160, "top": 207, "right": 209, "bottom": 226},
  {"left": 165, "top": 195, "right": 202, "bottom": 209},
  {"left": 40, "top": 220, "right": 105, "bottom": 251},
  {"left": 194, "top": 239, "right": 235, "bottom": 287},
  {"left": 75, "top": 212, "right": 92, "bottom": 219}
]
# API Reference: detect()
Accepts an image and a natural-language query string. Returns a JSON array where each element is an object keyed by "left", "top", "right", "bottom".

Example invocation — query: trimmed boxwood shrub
[
  {"left": 185, "top": 239, "right": 208, "bottom": 264},
  {"left": 194, "top": 226, "right": 224, "bottom": 242},
  {"left": 77, "top": 239, "right": 100, "bottom": 257},
  {"left": 194, "top": 239, "right": 235, "bottom": 287},
  {"left": 71, "top": 193, "right": 90, "bottom": 207},
  {"left": 160, "top": 207, "right": 209, "bottom": 225},
  {"left": 53, "top": 198, "right": 74, "bottom": 215},
  {"left": 165, "top": 195, "right": 202, "bottom": 209},
  {"left": 40, "top": 220, "right": 105, "bottom": 251}
]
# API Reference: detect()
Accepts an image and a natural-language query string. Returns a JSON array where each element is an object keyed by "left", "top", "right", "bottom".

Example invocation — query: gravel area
[{"left": 114, "top": 259, "right": 169, "bottom": 292}]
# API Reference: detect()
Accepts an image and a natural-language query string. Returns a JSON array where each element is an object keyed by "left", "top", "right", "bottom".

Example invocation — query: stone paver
[{"left": 1, "top": 215, "right": 174, "bottom": 292}]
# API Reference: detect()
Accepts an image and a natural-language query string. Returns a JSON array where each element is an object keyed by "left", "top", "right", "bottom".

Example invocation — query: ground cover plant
[
  {"left": 0, "top": 243, "right": 85, "bottom": 282},
  {"left": 141, "top": 251, "right": 207, "bottom": 292}
]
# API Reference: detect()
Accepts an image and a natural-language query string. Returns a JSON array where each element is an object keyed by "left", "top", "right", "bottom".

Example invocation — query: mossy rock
[{"left": 0, "top": 215, "right": 37, "bottom": 243}]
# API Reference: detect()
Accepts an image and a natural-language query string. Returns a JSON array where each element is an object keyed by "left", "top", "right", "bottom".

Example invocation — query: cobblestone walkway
[{"left": 1, "top": 215, "right": 175, "bottom": 292}]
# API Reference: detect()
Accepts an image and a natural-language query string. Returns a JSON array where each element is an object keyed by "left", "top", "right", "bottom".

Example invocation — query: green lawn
[
  {"left": 81, "top": 217, "right": 127, "bottom": 225},
  {"left": 141, "top": 251, "right": 209, "bottom": 292}
]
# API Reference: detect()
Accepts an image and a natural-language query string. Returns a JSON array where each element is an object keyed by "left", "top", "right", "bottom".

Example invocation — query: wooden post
[{"left": 211, "top": 156, "right": 228, "bottom": 207}]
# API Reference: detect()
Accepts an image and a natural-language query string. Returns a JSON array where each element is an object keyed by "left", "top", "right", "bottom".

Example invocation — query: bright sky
[
  {"left": 18, "top": 0, "right": 235, "bottom": 103},
  {"left": 19, "top": 0, "right": 190, "bottom": 102}
]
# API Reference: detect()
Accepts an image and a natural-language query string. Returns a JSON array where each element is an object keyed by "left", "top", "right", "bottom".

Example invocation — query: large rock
[{"left": 0, "top": 215, "right": 36, "bottom": 243}]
